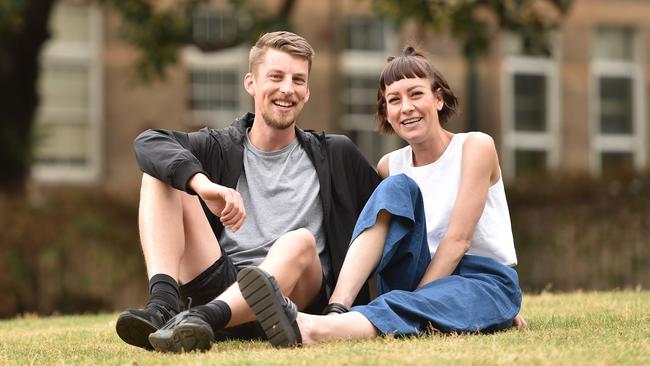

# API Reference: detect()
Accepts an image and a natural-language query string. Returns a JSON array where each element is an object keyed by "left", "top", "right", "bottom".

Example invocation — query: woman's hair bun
[{"left": 403, "top": 46, "right": 416, "bottom": 56}]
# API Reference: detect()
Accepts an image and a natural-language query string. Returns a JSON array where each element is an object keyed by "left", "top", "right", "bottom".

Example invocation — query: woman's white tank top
[{"left": 389, "top": 133, "right": 517, "bottom": 266}]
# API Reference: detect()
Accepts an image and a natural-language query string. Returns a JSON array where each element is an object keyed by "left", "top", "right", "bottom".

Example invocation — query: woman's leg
[
  {"left": 328, "top": 210, "right": 391, "bottom": 308},
  {"left": 297, "top": 312, "right": 379, "bottom": 345},
  {"left": 329, "top": 174, "right": 430, "bottom": 308},
  {"left": 352, "top": 255, "right": 522, "bottom": 336}
]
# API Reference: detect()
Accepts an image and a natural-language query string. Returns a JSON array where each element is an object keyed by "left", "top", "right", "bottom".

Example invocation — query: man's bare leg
[
  {"left": 147, "top": 227, "right": 323, "bottom": 352},
  {"left": 116, "top": 173, "right": 221, "bottom": 349},
  {"left": 140, "top": 173, "right": 222, "bottom": 283},
  {"left": 206, "top": 228, "right": 322, "bottom": 326}
]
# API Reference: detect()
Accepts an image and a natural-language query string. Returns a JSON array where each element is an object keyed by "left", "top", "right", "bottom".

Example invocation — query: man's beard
[{"left": 261, "top": 111, "right": 296, "bottom": 130}]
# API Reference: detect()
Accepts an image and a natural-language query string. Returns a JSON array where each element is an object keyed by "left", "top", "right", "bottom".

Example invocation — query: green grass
[{"left": 1, "top": 291, "right": 649, "bottom": 365}]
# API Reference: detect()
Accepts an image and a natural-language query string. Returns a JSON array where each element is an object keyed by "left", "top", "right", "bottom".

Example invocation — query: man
[{"left": 115, "top": 31, "right": 381, "bottom": 353}]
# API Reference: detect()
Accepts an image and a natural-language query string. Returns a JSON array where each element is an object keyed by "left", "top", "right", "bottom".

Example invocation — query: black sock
[
  {"left": 147, "top": 273, "right": 180, "bottom": 313},
  {"left": 192, "top": 300, "right": 232, "bottom": 334}
]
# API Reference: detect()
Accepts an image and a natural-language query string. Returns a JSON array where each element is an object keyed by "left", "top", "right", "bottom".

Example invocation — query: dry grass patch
[{"left": 1, "top": 291, "right": 648, "bottom": 365}]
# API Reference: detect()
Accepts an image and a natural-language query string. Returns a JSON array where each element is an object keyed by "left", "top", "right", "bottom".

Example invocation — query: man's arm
[
  {"left": 134, "top": 128, "right": 215, "bottom": 193},
  {"left": 323, "top": 134, "right": 381, "bottom": 211},
  {"left": 134, "top": 128, "right": 246, "bottom": 231},
  {"left": 187, "top": 173, "right": 246, "bottom": 232},
  {"left": 353, "top": 144, "right": 382, "bottom": 210}
]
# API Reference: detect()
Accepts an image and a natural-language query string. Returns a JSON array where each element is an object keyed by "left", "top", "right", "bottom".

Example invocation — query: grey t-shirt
[{"left": 218, "top": 131, "right": 329, "bottom": 277}]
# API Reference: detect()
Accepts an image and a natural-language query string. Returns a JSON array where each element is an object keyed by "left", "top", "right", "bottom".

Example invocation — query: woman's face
[{"left": 384, "top": 77, "right": 444, "bottom": 144}]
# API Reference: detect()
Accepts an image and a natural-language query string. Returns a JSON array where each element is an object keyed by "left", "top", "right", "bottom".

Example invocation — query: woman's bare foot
[
  {"left": 512, "top": 314, "right": 528, "bottom": 330},
  {"left": 296, "top": 311, "right": 379, "bottom": 345},
  {"left": 296, "top": 312, "right": 318, "bottom": 345}
]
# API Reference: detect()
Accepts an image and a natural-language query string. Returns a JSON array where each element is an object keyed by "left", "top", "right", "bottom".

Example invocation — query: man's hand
[{"left": 189, "top": 173, "right": 246, "bottom": 232}]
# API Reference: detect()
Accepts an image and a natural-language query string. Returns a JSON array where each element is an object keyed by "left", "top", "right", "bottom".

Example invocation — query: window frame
[
  {"left": 501, "top": 33, "right": 561, "bottom": 180},
  {"left": 590, "top": 27, "right": 646, "bottom": 175},
  {"left": 183, "top": 45, "right": 250, "bottom": 128},
  {"left": 31, "top": 2, "right": 104, "bottom": 183},
  {"left": 340, "top": 17, "right": 401, "bottom": 165}
]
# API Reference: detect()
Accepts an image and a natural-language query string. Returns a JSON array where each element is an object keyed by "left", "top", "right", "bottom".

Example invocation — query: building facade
[{"left": 32, "top": 0, "right": 650, "bottom": 194}]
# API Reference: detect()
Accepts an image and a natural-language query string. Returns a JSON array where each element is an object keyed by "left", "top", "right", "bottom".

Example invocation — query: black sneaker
[
  {"left": 237, "top": 267, "right": 302, "bottom": 347},
  {"left": 115, "top": 303, "right": 178, "bottom": 350},
  {"left": 148, "top": 310, "right": 214, "bottom": 353}
]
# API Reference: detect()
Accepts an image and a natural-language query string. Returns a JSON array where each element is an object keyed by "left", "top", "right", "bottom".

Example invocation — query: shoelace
[{"left": 282, "top": 296, "right": 298, "bottom": 321}]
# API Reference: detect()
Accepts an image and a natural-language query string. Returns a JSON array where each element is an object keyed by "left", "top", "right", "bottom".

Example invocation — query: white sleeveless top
[{"left": 389, "top": 133, "right": 517, "bottom": 266}]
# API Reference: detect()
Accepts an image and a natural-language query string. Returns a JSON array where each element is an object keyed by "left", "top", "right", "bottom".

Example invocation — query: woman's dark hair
[{"left": 375, "top": 46, "right": 459, "bottom": 134}]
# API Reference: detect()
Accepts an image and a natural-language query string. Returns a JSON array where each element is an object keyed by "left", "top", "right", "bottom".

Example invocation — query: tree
[
  {"left": 0, "top": 0, "right": 295, "bottom": 193},
  {"left": 1, "top": 0, "right": 56, "bottom": 194},
  {"left": 373, "top": 0, "right": 572, "bottom": 131}
]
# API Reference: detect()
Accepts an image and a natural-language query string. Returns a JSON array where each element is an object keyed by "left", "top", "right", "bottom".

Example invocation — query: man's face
[{"left": 245, "top": 48, "right": 310, "bottom": 130}]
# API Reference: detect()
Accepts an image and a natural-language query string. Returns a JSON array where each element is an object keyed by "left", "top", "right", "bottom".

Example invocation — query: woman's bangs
[{"left": 381, "top": 57, "right": 429, "bottom": 88}]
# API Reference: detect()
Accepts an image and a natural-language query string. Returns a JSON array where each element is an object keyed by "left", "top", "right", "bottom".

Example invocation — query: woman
[{"left": 238, "top": 46, "right": 524, "bottom": 347}]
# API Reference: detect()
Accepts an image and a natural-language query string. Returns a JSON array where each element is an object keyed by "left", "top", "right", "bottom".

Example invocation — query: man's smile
[{"left": 272, "top": 99, "right": 296, "bottom": 109}]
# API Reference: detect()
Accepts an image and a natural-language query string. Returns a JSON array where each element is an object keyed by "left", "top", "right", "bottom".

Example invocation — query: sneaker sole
[
  {"left": 115, "top": 312, "right": 156, "bottom": 350},
  {"left": 148, "top": 324, "right": 212, "bottom": 353},
  {"left": 237, "top": 267, "right": 300, "bottom": 347}
]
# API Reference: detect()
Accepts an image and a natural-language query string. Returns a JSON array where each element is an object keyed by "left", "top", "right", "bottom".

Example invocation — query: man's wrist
[{"left": 188, "top": 173, "right": 210, "bottom": 194}]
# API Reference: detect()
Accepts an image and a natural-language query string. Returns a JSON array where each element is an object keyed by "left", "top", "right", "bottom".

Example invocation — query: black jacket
[{"left": 134, "top": 113, "right": 381, "bottom": 303}]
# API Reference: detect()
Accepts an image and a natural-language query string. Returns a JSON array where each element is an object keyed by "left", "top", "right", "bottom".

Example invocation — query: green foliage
[
  {"left": 0, "top": 191, "right": 143, "bottom": 317},
  {"left": 0, "top": 0, "right": 26, "bottom": 44},
  {"left": 97, "top": 0, "right": 201, "bottom": 82},
  {"left": 0, "top": 292, "right": 649, "bottom": 365},
  {"left": 99, "top": 0, "right": 296, "bottom": 81},
  {"left": 507, "top": 173, "right": 650, "bottom": 291},
  {"left": 2, "top": 175, "right": 650, "bottom": 318},
  {"left": 374, "top": 0, "right": 573, "bottom": 55}
]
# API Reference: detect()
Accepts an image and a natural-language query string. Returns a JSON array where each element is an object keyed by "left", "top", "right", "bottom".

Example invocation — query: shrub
[
  {"left": 0, "top": 190, "right": 146, "bottom": 318},
  {"left": 508, "top": 173, "right": 650, "bottom": 291}
]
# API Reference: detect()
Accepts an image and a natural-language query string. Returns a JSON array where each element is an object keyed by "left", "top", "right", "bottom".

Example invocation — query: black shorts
[{"left": 179, "top": 252, "right": 329, "bottom": 340}]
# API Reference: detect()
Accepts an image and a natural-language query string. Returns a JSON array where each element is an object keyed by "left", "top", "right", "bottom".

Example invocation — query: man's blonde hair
[{"left": 249, "top": 31, "right": 315, "bottom": 74}]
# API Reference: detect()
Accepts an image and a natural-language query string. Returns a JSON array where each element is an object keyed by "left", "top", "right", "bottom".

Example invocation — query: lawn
[{"left": 1, "top": 291, "right": 648, "bottom": 365}]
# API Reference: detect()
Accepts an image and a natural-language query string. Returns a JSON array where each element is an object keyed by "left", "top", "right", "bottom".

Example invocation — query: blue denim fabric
[
  {"left": 350, "top": 174, "right": 522, "bottom": 335},
  {"left": 350, "top": 174, "right": 430, "bottom": 294}
]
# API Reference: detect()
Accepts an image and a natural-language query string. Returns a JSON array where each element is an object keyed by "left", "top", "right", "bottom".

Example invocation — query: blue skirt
[{"left": 350, "top": 174, "right": 522, "bottom": 335}]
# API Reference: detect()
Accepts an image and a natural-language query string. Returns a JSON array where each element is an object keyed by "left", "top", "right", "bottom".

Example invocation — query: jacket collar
[{"left": 231, "top": 112, "right": 325, "bottom": 152}]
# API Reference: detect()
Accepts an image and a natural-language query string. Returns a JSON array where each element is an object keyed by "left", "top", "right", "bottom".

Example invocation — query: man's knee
[
  {"left": 141, "top": 172, "right": 160, "bottom": 186},
  {"left": 277, "top": 228, "right": 317, "bottom": 264},
  {"left": 141, "top": 173, "right": 175, "bottom": 194}
]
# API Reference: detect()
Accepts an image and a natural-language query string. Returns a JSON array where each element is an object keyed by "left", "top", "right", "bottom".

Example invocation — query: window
[
  {"left": 345, "top": 17, "right": 386, "bottom": 52},
  {"left": 601, "top": 152, "right": 635, "bottom": 176},
  {"left": 514, "top": 150, "right": 547, "bottom": 178},
  {"left": 343, "top": 75, "right": 377, "bottom": 116},
  {"left": 32, "top": 2, "right": 103, "bottom": 182},
  {"left": 340, "top": 16, "right": 401, "bottom": 165},
  {"left": 184, "top": 46, "right": 249, "bottom": 128},
  {"left": 189, "top": 69, "right": 239, "bottom": 111},
  {"left": 501, "top": 33, "right": 560, "bottom": 179},
  {"left": 591, "top": 27, "right": 645, "bottom": 175},
  {"left": 184, "top": 10, "right": 249, "bottom": 128},
  {"left": 184, "top": 8, "right": 248, "bottom": 128},
  {"left": 191, "top": 9, "right": 238, "bottom": 49}
]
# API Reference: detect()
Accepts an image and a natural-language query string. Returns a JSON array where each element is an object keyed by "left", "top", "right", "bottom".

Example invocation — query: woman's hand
[
  {"left": 188, "top": 173, "right": 246, "bottom": 232},
  {"left": 417, "top": 133, "right": 499, "bottom": 287}
]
